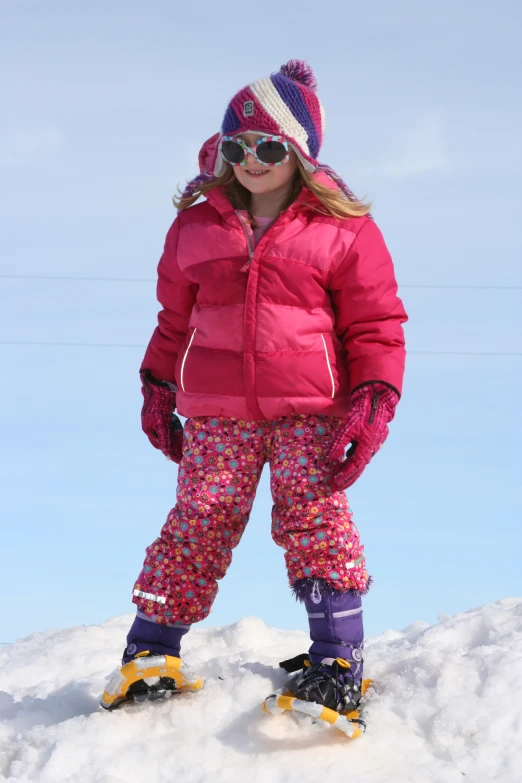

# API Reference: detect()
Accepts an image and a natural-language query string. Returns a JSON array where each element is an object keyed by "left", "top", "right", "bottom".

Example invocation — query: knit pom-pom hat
[
  {"left": 179, "top": 60, "right": 358, "bottom": 204},
  {"left": 214, "top": 59, "right": 324, "bottom": 176}
]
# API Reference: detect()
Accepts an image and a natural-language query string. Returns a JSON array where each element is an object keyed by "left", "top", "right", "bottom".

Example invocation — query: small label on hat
[{"left": 243, "top": 100, "right": 254, "bottom": 117}]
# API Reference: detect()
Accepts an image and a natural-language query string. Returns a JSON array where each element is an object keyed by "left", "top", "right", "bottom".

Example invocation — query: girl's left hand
[{"left": 327, "top": 383, "right": 399, "bottom": 491}]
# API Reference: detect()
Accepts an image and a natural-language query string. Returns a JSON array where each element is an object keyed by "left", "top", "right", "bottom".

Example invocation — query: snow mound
[{"left": 1, "top": 600, "right": 521, "bottom": 783}]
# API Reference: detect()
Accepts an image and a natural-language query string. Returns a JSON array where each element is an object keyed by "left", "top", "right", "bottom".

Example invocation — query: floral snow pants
[{"left": 132, "top": 414, "right": 369, "bottom": 626}]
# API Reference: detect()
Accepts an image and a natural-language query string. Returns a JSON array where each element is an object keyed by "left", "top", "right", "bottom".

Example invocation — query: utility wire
[
  {"left": 0, "top": 340, "right": 521, "bottom": 357},
  {"left": 0, "top": 341, "right": 145, "bottom": 348},
  {"left": 1, "top": 274, "right": 522, "bottom": 291},
  {"left": 401, "top": 285, "right": 522, "bottom": 291},
  {"left": 408, "top": 350, "right": 522, "bottom": 357},
  {"left": 0, "top": 275, "right": 154, "bottom": 283}
]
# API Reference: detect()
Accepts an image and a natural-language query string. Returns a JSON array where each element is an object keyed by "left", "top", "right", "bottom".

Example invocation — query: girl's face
[{"left": 230, "top": 132, "right": 298, "bottom": 196}]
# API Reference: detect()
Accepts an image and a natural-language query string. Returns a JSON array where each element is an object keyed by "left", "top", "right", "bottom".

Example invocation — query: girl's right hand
[{"left": 140, "top": 371, "right": 184, "bottom": 464}]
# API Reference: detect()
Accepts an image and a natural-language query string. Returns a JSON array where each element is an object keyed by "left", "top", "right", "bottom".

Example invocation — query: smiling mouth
[{"left": 245, "top": 170, "right": 269, "bottom": 176}]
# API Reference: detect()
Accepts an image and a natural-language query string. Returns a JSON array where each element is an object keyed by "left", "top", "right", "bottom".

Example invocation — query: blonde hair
[{"left": 173, "top": 157, "right": 371, "bottom": 224}]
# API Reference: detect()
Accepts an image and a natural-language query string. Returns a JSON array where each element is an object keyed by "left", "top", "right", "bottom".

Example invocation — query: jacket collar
[{"left": 203, "top": 169, "right": 334, "bottom": 227}]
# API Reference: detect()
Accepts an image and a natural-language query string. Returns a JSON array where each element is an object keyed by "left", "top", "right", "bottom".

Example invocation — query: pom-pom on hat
[{"left": 213, "top": 59, "right": 325, "bottom": 177}]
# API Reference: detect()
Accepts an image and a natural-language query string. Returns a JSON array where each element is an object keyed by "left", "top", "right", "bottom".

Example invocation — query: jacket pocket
[
  {"left": 180, "top": 328, "right": 197, "bottom": 393},
  {"left": 320, "top": 334, "right": 336, "bottom": 399}
]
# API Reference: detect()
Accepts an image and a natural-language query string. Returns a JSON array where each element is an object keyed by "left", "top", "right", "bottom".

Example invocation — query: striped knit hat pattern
[
  {"left": 180, "top": 60, "right": 357, "bottom": 204},
  {"left": 214, "top": 59, "right": 324, "bottom": 176}
]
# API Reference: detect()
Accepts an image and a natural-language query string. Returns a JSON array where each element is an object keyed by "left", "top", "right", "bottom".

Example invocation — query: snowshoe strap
[{"left": 279, "top": 652, "right": 310, "bottom": 673}]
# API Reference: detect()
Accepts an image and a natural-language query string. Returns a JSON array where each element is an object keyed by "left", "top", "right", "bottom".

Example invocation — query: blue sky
[{"left": 1, "top": 1, "right": 521, "bottom": 644}]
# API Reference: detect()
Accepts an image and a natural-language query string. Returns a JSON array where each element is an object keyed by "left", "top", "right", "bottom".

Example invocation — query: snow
[{"left": 1, "top": 599, "right": 521, "bottom": 783}]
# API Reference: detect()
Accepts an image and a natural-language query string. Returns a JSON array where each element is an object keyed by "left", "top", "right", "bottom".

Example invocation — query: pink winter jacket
[{"left": 141, "top": 177, "right": 407, "bottom": 422}]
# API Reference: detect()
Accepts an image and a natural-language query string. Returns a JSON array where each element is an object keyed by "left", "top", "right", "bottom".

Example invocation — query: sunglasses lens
[
  {"left": 221, "top": 140, "right": 245, "bottom": 164},
  {"left": 256, "top": 140, "right": 288, "bottom": 164}
]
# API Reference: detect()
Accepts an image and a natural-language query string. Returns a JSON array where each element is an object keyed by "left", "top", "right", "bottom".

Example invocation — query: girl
[{"left": 101, "top": 60, "right": 407, "bottom": 717}]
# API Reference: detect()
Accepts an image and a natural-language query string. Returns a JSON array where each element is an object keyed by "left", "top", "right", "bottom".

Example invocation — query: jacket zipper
[
  {"left": 180, "top": 328, "right": 197, "bottom": 393},
  {"left": 236, "top": 208, "right": 290, "bottom": 272},
  {"left": 320, "top": 334, "right": 335, "bottom": 399},
  {"left": 369, "top": 388, "right": 379, "bottom": 424},
  {"left": 236, "top": 212, "right": 254, "bottom": 272}
]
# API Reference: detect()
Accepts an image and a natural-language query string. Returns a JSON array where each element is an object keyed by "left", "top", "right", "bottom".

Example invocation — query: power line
[
  {"left": 0, "top": 275, "right": 154, "bottom": 283},
  {"left": 0, "top": 341, "right": 145, "bottom": 348},
  {"left": 401, "top": 285, "right": 522, "bottom": 291},
  {"left": 408, "top": 350, "right": 522, "bottom": 357},
  {"left": 1, "top": 340, "right": 521, "bottom": 357},
  {"left": 1, "top": 274, "right": 521, "bottom": 291}
]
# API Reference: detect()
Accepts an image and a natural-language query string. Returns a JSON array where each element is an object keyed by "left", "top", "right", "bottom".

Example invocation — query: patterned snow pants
[{"left": 132, "top": 414, "right": 369, "bottom": 626}]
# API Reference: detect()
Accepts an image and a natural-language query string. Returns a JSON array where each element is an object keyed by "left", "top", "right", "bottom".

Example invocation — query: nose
[{"left": 245, "top": 151, "right": 257, "bottom": 165}]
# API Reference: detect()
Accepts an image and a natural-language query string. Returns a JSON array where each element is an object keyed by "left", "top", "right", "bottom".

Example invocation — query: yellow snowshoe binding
[
  {"left": 262, "top": 653, "right": 372, "bottom": 738},
  {"left": 101, "top": 651, "right": 203, "bottom": 710}
]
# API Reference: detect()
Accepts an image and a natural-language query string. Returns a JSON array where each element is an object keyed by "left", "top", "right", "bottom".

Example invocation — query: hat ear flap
[
  {"left": 291, "top": 144, "right": 316, "bottom": 173},
  {"left": 198, "top": 133, "right": 221, "bottom": 177}
]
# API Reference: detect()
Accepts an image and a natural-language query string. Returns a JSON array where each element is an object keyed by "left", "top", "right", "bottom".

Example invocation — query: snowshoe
[
  {"left": 100, "top": 650, "right": 203, "bottom": 710},
  {"left": 262, "top": 652, "right": 372, "bottom": 738}
]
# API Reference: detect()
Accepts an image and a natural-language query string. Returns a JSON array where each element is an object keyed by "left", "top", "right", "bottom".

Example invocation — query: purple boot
[
  {"left": 101, "top": 614, "right": 200, "bottom": 710},
  {"left": 286, "top": 580, "right": 364, "bottom": 713},
  {"left": 303, "top": 580, "right": 364, "bottom": 676},
  {"left": 123, "top": 612, "right": 191, "bottom": 663}
]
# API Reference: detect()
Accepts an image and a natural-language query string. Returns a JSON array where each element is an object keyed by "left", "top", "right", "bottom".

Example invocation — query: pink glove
[
  {"left": 140, "top": 371, "right": 184, "bottom": 464},
  {"left": 327, "top": 383, "right": 399, "bottom": 491}
]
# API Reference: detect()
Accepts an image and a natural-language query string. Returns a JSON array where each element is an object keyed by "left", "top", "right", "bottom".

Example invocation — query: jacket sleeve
[
  {"left": 328, "top": 218, "right": 407, "bottom": 395},
  {"left": 140, "top": 217, "right": 198, "bottom": 385}
]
